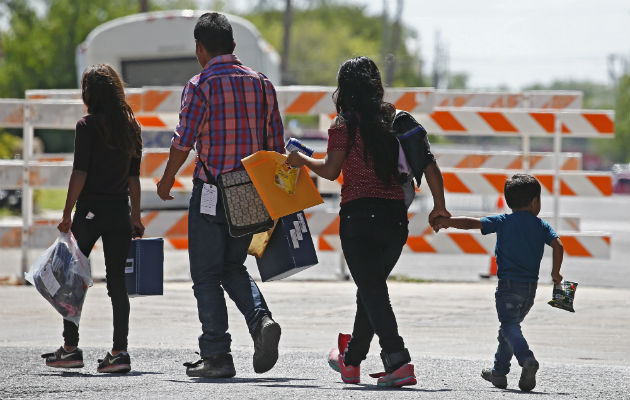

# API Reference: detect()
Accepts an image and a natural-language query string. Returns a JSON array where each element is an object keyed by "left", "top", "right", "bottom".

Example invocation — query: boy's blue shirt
[{"left": 481, "top": 211, "right": 558, "bottom": 282}]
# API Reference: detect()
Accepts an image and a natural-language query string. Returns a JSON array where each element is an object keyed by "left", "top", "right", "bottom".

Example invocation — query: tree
[
  {"left": 597, "top": 74, "right": 630, "bottom": 164},
  {"left": 0, "top": 0, "right": 196, "bottom": 98},
  {"left": 243, "top": 2, "right": 427, "bottom": 86}
]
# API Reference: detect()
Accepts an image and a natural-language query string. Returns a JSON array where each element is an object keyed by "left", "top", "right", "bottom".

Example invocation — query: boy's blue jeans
[
  {"left": 188, "top": 179, "right": 270, "bottom": 358},
  {"left": 493, "top": 279, "right": 537, "bottom": 375}
]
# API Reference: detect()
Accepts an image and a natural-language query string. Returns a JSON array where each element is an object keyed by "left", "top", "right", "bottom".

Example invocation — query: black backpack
[{"left": 393, "top": 111, "right": 436, "bottom": 207}]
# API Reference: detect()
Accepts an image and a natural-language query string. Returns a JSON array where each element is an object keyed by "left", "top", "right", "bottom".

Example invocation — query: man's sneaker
[
  {"left": 97, "top": 352, "right": 131, "bottom": 373},
  {"left": 328, "top": 333, "right": 360, "bottom": 384},
  {"left": 252, "top": 315, "right": 281, "bottom": 373},
  {"left": 41, "top": 347, "right": 84, "bottom": 368},
  {"left": 184, "top": 353, "right": 236, "bottom": 378},
  {"left": 370, "top": 363, "right": 417, "bottom": 388},
  {"left": 481, "top": 368, "right": 508, "bottom": 389},
  {"left": 519, "top": 358, "right": 539, "bottom": 392}
]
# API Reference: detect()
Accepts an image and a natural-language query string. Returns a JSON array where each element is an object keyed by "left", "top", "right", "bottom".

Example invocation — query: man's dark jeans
[
  {"left": 493, "top": 279, "right": 537, "bottom": 375},
  {"left": 64, "top": 199, "right": 132, "bottom": 351},
  {"left": 338, "top": 198, "right": 409, "bottom": 366},
  {"left": 188, "top": 179, "right": 270, "bottom": 358}
]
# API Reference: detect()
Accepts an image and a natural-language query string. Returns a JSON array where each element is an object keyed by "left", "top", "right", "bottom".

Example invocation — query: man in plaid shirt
[{"left": 157, "top": 12, "right": 284, "bottom": 379}]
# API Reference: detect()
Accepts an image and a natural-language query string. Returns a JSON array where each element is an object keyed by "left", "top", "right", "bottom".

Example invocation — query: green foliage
[
  {"left": 243, "top": 3, "right": 426, "bottom": 86},
  {"left": 597, "top": 75, "right": 630, "bottom": 164},
  {"left": 0, "top": 131, "right": 22, "bottom": 158},
  {"left": 0, "top": 0, "right": 197, "bottom": 98}
]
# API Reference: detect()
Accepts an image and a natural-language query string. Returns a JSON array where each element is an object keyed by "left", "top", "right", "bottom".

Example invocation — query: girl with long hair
[
  {"left": 42, "top": 64, "right": 144, "bottom": 373},
  {"left": 288, "top": 56, "right": 449, "bottom": 387}
]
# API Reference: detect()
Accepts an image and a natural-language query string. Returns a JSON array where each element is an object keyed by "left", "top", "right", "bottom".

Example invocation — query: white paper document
[
  {"left": 200, "top": 183, "right": 218, "bottom": 216},
  {"left": 40, "top": 265, "right": 61, "bottom": 296}
]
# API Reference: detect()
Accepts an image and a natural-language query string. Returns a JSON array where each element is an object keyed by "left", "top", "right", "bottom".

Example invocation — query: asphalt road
[{"left": 1, "top": 281, "right": 628, "bottom": 399}]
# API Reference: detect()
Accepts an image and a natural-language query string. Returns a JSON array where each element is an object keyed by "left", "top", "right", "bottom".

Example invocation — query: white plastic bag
[{"left": 25, "top": 232, "right": 92, "bottom": 326}]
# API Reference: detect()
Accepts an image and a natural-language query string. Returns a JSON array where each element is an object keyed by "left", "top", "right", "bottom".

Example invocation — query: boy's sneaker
[
  {"left": 370, "top": 363, "right": 417, "bottom": 387},
  {"left": 41, "top": 347, "right": 84, "bottom": 368},
  {"left": 97, "top": 352, "right": 131, "bottom": 373},
  {"left": 252, "top": 315, "right": 281, "bottom": 373},
  {"left": 481, "top": 368, "right": 508, "bottom": 389},
  {"left": 328, "top": 333, "right": 360, "bottom": 384},
  {"left": 519, "top": 358, "right": 539, "bottom": 392},
  {"left": 184, "top": 353, "right": 236, "bottom": 378}
]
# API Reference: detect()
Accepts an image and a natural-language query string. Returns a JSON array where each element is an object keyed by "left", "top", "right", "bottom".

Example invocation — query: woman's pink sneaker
[
  {"left": 370, "top": 363, "right": 417, "bottom": 387},
  {"left": 327, "top": 333, "right": 360, "bottom": 384}
]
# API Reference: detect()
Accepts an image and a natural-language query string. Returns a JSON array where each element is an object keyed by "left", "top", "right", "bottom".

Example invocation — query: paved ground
[{"left": 1, "top": 281, "right": 628, "bottom": 399}]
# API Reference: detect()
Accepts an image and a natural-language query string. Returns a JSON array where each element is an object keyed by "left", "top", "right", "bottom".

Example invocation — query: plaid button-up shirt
[{"left": 172, "top": 54, "right": 285, "bottom": 182}]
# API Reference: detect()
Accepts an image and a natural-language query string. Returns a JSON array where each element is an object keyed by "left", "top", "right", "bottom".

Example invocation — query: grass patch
[
  {"left": 387, "top": 274, "right": 433, "bottom": 283},
  {"left": 35, "top": 189, "right": 66, "bottom": 210},
  {"left": 0, "top": 207, "right": 19, "bottom": 217}
]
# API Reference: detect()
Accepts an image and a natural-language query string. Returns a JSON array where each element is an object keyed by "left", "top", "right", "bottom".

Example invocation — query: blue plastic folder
[
  {"left": 125, "top": 238, "right": 164, "bottom": 296},
  {"left": 255, "top": 211, "right": 318, "bottom": 281}
]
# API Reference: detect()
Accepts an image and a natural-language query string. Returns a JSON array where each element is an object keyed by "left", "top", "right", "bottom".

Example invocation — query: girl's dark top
[{"left": 72, "top": 115, "right": 141, "bottom": 201}]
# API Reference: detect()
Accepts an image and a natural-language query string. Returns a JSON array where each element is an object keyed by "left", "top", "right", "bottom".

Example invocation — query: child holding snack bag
[{"left": 433, "top": 173, "right": 564, "bottom": 392}]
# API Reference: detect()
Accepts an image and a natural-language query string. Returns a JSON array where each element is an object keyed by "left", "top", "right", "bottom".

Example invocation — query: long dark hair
[
  {"left": 81, "top": 64, "right": 142, "bottom": 158},
  {"left": 333, "top": 56, "right": 398, "bottom": 184}
]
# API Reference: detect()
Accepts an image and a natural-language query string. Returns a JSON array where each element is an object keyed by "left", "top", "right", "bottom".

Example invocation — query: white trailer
[{"left": 75, "top": 10, "right": 281, "bottom": 86}]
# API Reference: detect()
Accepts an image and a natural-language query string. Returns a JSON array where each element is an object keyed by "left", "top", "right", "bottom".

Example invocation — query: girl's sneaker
[
  {"left": 97, "top": 351, "right": 131, "bottom": 373},
  {"left": 41, "top": 347, "right": 84, "bottom": 368},
  {"left": 328, "top": 333, "right": 360, "bottom": 384},
  {"left": 370, "top": 363, "right": 417, "bottom": 388}
]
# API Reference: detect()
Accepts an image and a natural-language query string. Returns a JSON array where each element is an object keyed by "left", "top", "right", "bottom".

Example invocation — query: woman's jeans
[
  {"left": 493, "top": 279, "right": 537, "bottom": 375},
  {"left": 64, "top": 199, "right": 132, "bottom": 351},
  {"left": 339, "top": 198, "right": 409, "bottom": 367},
  {"left": 188, "top": 179, "right": 270, "bottom": 358}
]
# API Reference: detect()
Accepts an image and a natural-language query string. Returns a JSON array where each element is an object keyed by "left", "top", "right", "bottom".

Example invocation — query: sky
[{"left": 218, "top": 0, "right": 630, "bottom": 89}]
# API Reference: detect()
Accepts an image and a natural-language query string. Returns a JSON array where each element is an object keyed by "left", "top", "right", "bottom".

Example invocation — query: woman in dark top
[
  {"left": 42, "top": 64, "right": 144, "bottom": 373},
  {"left": 288, "top": 57, "right": 449, "bottom": 387}
]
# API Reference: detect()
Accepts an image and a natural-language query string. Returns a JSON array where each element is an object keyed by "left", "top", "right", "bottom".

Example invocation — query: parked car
[{"left": 612, "top": 163, "right": 630, "bottom": 194}]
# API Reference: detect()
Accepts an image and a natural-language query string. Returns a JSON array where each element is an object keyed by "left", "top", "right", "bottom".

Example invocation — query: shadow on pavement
[
  {"left": 502, "top": 388, "right": 571, "bottom": 396},
  {"left": 343, "top": 384, "right": 453, "bottom": 393},
  {"left": 38, "top": 371, "right": 163, "bottom": 378},
  {"left": 168, "top": 377, "right": 317, "bottom": 384}
]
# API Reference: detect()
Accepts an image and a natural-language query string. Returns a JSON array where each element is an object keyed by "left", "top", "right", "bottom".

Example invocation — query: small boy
[{"left": 434, "top": 174, "right": 564, "bottom": 392}]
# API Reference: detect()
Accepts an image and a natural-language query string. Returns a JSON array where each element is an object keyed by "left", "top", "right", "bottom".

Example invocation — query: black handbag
[{"left": 199, "top": 73, "right": 274, "bottom": 237}]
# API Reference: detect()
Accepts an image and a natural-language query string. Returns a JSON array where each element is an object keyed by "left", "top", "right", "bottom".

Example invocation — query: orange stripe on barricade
[
  {"left": 142, "top": 153, "right": 169, "bottom": 176},
  {"left": 431, "top": 111, "right": 466, "bottom": 131},
  {"left": 442, "top": 172, "right": 471, "bottom": 193},
  {"left": 141, "top": 211, "right": 160, "bottom": 226},
  {"left": 285, "top": 92, "right": 326, "bottom": 114},
  {"left": 394, "top": 92, "right": 418, "bottom": 112},
  {"left": 168, "top": 237, "right": 189, "bottom": 250},
  {"left": 587, "top": 176, "right": 613, "bottom": 196},
  {"left": 529, "top": 113, "right": 555, "bottom": 133},
  {"left": 127, "top": 93, "right": 142, "bottom": 113},
  {"left": 0, "top": 228, "right": 21, "bottom": 248},
  {"left": 180, "top": 161, "right": 197, "bottom": 176},
  {"left": 406, "top": 236, "right": 436, "bottom": 253},
  {"left": 137, "top": 115, "right": 167, "bottom": 128},
  {"left": 562, "top": 158, "right": 580, "bottom": 170},
  {"left": 449, "top": 233, "right": 488, "bottom": 254},
  {"left": 483, "top": 173, "right": 507, "bottom": 193},
  {"left": 165, "top": 214, "right": 188, "bottom": 237},
  {"left": 582, "top": 113, "right": 614, "bottom": 134},
  {"left": 319, "top": 236, "right": 334, "bottom": 251},
  {"left": 536, "top": 175, "right": 554, "bottom": 193},
  {"left": 478, "top": 112, "right": 518, "bottom": 133},
  {"left": 454, "top": 155, "right": 490, "bottom": 169},
  {"left": 560, "top": 236, "right": 591, "bottom": 257},
  {"left": 561, "top": 123, "right": 571, "bottom": 133},
  {"left": 560, "top": 180, "right": 576, "bottom": 196},
  {"left": 321, "top": 216, "right": 340, "bottom": 235},
  {"left": 143, "top": 90, "right": 171, "bottom": 112}
]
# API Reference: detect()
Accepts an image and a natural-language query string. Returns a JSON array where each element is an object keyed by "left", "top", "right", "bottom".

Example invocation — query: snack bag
[
  {"left": 548, "top": 281, "right": 578, "bottom": 313},
  {"left": 25, "top": 232, "right": 92, "bottom": 325},
  {"left": 274, "top": 161, "right": 300, "bottom": 194}
]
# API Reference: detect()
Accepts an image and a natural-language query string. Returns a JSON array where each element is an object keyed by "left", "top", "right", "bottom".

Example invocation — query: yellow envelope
[{"left": 242, "top": 151, "right": 324, "bottom": 220}]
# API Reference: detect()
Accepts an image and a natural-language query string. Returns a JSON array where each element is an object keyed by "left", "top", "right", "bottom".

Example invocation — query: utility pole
[
  {"left": 281, "top": 0, "right": 292, "bottom": 85},
  {"left": 385, "top": 0, "right": 403, "bottom": 87},
  {"left": 381, "top": 0, "right": 389, "bottom": 75},
  {"left": 139, "top": 0, "right": 149, "bottom": 12}
]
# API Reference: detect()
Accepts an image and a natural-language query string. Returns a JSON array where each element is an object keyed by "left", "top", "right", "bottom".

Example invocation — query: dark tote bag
[{"left": 199, "top": 73, "right": 274, "bottom": 237}]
